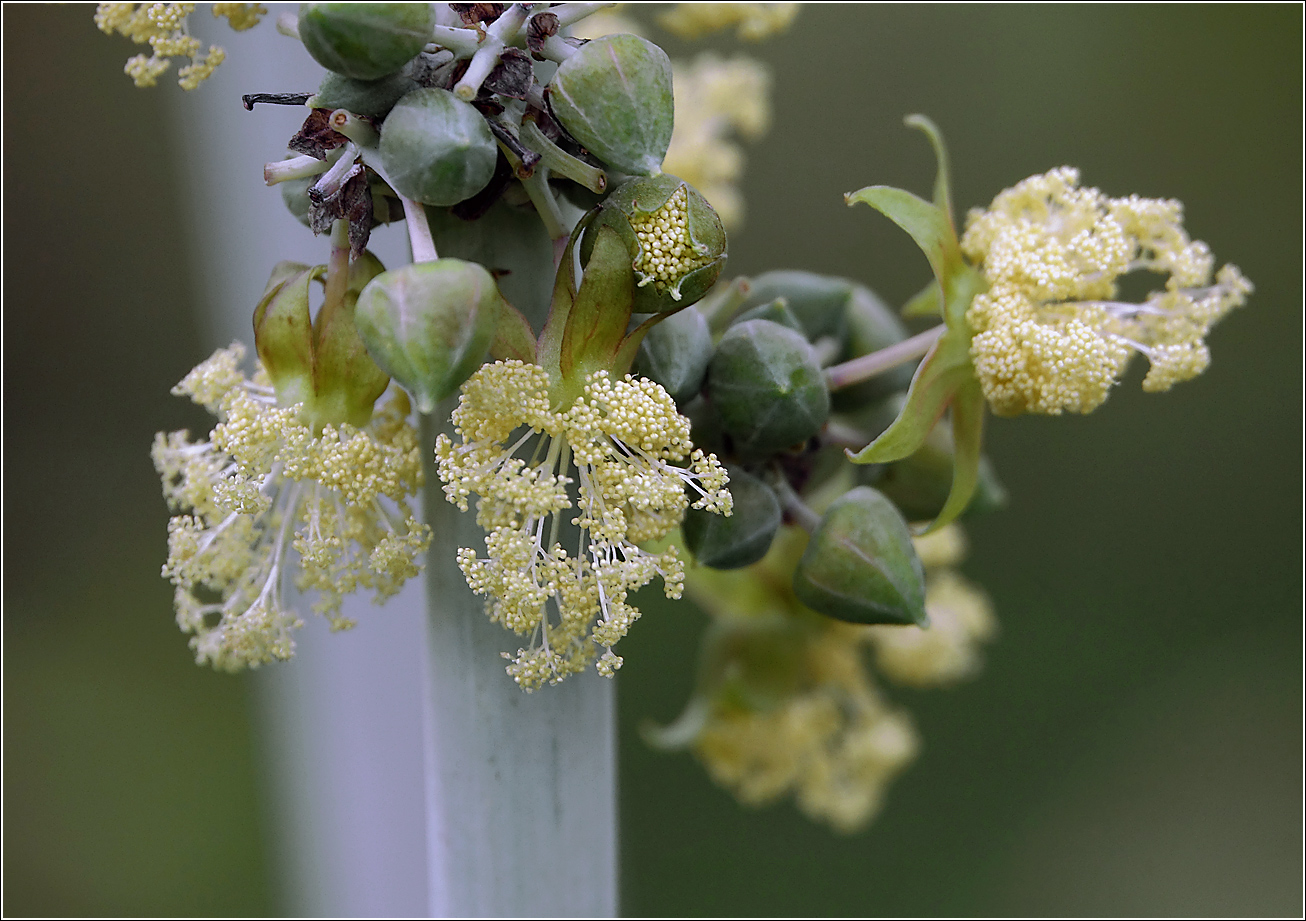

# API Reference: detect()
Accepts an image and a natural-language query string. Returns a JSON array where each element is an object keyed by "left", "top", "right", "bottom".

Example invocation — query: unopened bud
[
  {"left": 547, "top": 34, "right": 674, "bottom": 176},
  {"left": 378, "top": 88, "right": 498, "bottom": 206},
  {"left": 683, "top": 467, "right": 781, "bottom": 570},
  {"left": 354, "top": 259, "right": 506, "bottom": 413},
  {"left": 706, "top": 319, "right": 829, "bottom": 458},
  {"left": 633, "top": 306, "right": 713, "bottom": 405},
  {"left": 793, "top": 487, "right": 926, "bottom": 626},
  {"left": 298, "top": 3, "right": 436, "bottom": 81}
]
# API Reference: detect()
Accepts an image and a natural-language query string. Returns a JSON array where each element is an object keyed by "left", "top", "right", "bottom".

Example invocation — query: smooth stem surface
[{"left": 419, "top": 409, "right": 617, "bottom": 917}]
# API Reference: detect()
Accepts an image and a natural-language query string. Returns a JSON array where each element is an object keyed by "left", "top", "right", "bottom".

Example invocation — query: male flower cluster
[
  {"left": 94, "top": 2, "right": 265, "bottom": 89},
  {"left": 435, "top": 360, "right": 732, "bottom": 691},
  {"left": 152, "top": 344, "right": 429, "bottom": 671},
  {"left": 961, "top": 167, "right": 1252, "bottom": 415}
]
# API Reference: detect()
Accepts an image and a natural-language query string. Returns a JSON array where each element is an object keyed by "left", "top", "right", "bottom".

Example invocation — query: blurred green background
[{"left": 4, "top": 4, "right": 1300, "bottom": 916}]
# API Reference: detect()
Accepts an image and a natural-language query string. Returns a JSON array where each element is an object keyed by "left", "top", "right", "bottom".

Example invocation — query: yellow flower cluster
[
  {"left": 435, "top": 361, "right": 732, "bottom": 690},
  {"left": 694, "top": 624, "right": 919, "bottom": 834},
  {"left": 153, "top": 344, "right": 430, "bottom": 671},
  {"left": 629, "top": 185, "right": 712, "bottom": 292},
  {"left": 961, "top": 167, "right": 1253, "bottom": 415},
  {"left": 866, "top": 525, "right": 996, "bottom": 687},
  {"left": 658, "top": 3, "right": 800, "bottom": 42},
  {"left": 662, "top": 55, "right": 773, "bottom": 229},
  {"left": 94, "top": 2, "right": 264, "bottom": 89}
]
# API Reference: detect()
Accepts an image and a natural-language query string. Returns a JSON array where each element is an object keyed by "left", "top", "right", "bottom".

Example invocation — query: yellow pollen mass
[
  {"left": 153, "top": 344, "right": 430, "bottom": 670},
  {"left": 435, "top": 361, "right": 732, "bottom": 691},
  {"left": 961, "top": 167, "right": 1252, "bottom": 415},
  {"left": 629, "top": 186, "right": 711, "bottom": 293}
]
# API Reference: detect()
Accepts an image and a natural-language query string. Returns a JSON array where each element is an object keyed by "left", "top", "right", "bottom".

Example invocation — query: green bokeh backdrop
[{"left": 4, "top": 5, "right": 1300, "bottom": 916}]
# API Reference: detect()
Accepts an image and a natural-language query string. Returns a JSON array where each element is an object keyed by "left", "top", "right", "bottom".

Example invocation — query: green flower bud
[
  {"left": 309, "top": 70, "right": 420, "bottom": 118},
  {"left": 707, "top": 319, "right": 830, "bottom": 458},
  {"left": 737, "top": 270, "right": 853, "bottom": 342},
  {"left": 354, "top": 259, "right": 506, "bottom": 413},
  {"left": 831, "top": 283, "right": 917, "bottom": 411},
  {"left": 583, "top": 174, "right": 727, "bottom": 314},
  {"left": 632, "top": 306, "right": 713, "bottom": 405},
  {"left": 683, "top": 467, "right": 781, "bottom": 570},
  {"left": 298, "top": 2, "right": 435, "bottom": 81},
  {"left": 792, "top": 487, "right": 926, "bottom": 626},
  {"left": 548, "top": 34, "right": 673, "bottom": 176},
  {"left": 378, "top": 88, "right": 497, "bottom": 206},
  {"left": 734, "top": 297, "right": 802, "bottom": 333}
]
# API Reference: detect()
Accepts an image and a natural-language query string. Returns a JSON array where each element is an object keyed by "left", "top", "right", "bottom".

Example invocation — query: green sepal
[
  {"left": 844, "top": 116, "right": 991, "bottom": 532},
  {"left": 490, "top": 302, "right": 538, "bottom": 364},
  {"left": 846, "top": 323, "right": 973, "bottom": 466},
  {"left": 792, "top": 486, "right": 926, "bottom": 627},
  {"left": 310, "top": 255, "right": 390, "bottom": 429},
  {"left": 537, "top": 213, "right": 639, "bottom": 407},
  {"left": 252, "top": 256, "right": 390, "bottom": 431},
  {"left": 254, "top": 261, "right": 320, "bottom": 410},
  {"left": 845, "top": 185, "right": 959, "bottom": 295}
]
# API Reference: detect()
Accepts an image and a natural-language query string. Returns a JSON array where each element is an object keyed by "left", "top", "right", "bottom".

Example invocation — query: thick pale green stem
[{"left": 418, "top": 410, "right": 617, "bottom": 916}]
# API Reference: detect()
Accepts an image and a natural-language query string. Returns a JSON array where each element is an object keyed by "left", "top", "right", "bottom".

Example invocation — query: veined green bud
[
  {"left": 379, "top": 88, "right": 497, "bottom": 206},
  {"left": 633, "top": 306, "right": 713, "bottom": 405},
  {"left": 734, "top": 297, "right": 803, "bottom": 333},
  {"left": 737, "top": 270, "right": 854, "bottom": 342},
  {"left": 683, "top": 466, "right": 781, "bottom": 570},
  {"left": 583, "top": 174, "right": 727, "bottom": 314},
  {"left": 707, "top": 319, "right": 830, "bottom": 458},
  {"left": 298, "top": 3, "right": 435, "bottom": 80},
  {"left": 831, "top": 284, "right": 917, "bottom": 411},
  {"left": 309, "top": 71, "right": 420, "bottom": 118},
  {"left": 354, "top": 259, "right": 505, "bottom": 413},
  {"left": 793, "top": 487, "right": 926, "bottom": 626},
  {"left": 548, "top": 34, "right": 673, "bottom": 176},
  {"left": 253, "top": 257, "right": 391, "bottom": 431}
]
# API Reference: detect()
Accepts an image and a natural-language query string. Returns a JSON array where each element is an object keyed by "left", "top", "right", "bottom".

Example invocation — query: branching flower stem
[{"left": 824, "top": 323, "right": 945, "bottom": 391}]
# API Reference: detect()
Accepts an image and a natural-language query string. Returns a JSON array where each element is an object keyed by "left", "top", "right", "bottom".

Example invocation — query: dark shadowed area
[{"left": 4, "top": 5, "right": 1300, "bottom": 916}]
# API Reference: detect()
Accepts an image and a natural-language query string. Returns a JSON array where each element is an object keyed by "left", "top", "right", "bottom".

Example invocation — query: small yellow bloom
[
  {"left": 435, "top": 361, "right": 731, "bottom": 690},
  {"left": 659, "top": 3, "right": 800, "bottom": 42},
  {"left": 154, "top": 344, "right": 430, "bottom": 671},
  {"left": 95, "top": 2, "right": 263, "bottom": 90},
  {"left": 962, "top": 167, "right": 1252, "bottom": 415}
]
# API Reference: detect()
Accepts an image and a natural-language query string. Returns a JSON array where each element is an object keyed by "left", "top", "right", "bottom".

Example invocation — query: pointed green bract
[
  {"left": 844, "top": 117, "right": 992, "bottom": 533},
  {"left": 253, "top": 262, "right": 319, "bottom": 409}
]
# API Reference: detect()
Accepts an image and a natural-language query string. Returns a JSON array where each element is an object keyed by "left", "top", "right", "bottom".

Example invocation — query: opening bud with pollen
[
  {"left": 354, "top": 259, "right": 506, "bottom": 414},
  {"left": 793, "top": 487, "right": 927, "bottom": 627},
  {"left": 706, "top": 319, "right": 830, "bottom": 459},
  {"left": 583, "top": 174, "right": 727, "bottom": 314},
  {"left": 547, "top": 34, "right": 674, "bottom": 177},
  {"left": 378, "top": 88, "right": 498, "bottom": 206},
  {"left": 298, "top": 3, "right": 436, "bottom": 81},
  {"left": 253, "top": 255, "right": 391, "bottom": 431},
  {"left": 682, "top": 466, "right": 781, "bottom": 570}
]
